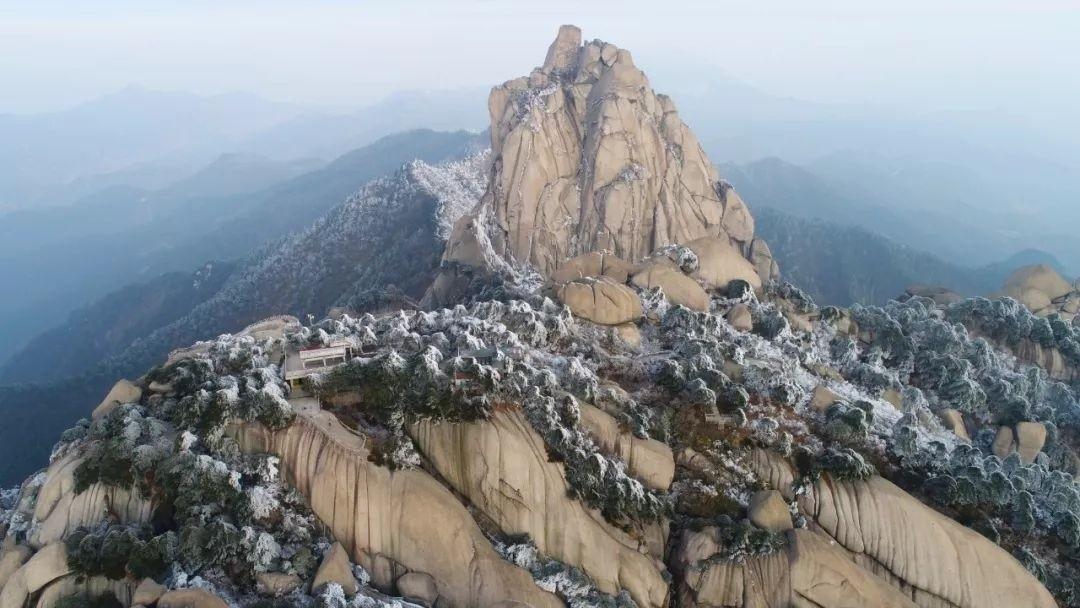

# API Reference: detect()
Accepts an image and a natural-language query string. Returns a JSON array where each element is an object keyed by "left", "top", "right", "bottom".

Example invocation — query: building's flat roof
[
  {"left": 298, "top": 344, "right": 348, "bottom": 360},
  {"left": 285, "top": 342, "right": 351, "bottom": 380}
]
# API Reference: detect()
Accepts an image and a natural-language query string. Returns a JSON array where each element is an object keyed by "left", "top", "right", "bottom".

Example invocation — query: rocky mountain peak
[{"left": 441, "top": 25, "right": 763, "bottom": 283}]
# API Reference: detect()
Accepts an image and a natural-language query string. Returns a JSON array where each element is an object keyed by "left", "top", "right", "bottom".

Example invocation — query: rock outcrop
[
  {"left": 999, "top": 264, "right": 1079, "bottom": 319},
  {"left": 904, "top": 284, "right": 964, "bottom": 306},
  {"left": 578, "top": 403, "right": 675, "bottom": 491},
  {"left": 0, "top": 546, "right": 30, "bottom": 592},
  {"left": 230, "top": 399, "right": 561, "bottom": 608},
  {"left": 410, "top": 408, "right": 669, "bottom": 608},
  {"left": 27, "top": 452, "right": 152, "bottom": 549},
  {"left": 31, "top": 575, "right": 135, "bottom": 608},
  {"left": 678, "top": 527, "right": 920, "bottom": 608},
  {"left": 397, "top": 572, "right": 439, "bottom": 605},
  {"left": 749, "top": 237, "right": 780, "bottom": 284},
  {"left": 436, "top": 25, "right": 766, "bottom": 284},
  {"left": 748, "top": 450, "right": 1058, "bottom": 608}
]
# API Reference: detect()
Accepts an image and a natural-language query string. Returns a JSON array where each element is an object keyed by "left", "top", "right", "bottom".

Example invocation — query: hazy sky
[{"left": 2, "top": 0, "right": 1079, "bottom": 122}]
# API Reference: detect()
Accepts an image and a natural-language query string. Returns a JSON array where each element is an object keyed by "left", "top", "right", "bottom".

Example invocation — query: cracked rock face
[
  {"left": 453, "top": 24, "right": 758, "bottom": 278},
  {"left": 742, "top": 450, "right": 1058, "bottom": 608},
  {"left": 229, "top": 402, "right": 562, "bottom": 608}
]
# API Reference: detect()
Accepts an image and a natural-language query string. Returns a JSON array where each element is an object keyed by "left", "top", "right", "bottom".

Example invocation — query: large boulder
[
  {"left": 132, "top": 578, "right": 167, "bottom": 606},
  {"left": 809, "top": 385, "right": 840, "bottom": 412},
  {"left": 256, "top": 572, "right": 303, "bottom": 597},
  {"left": 992, "top": 426, "right": 1017, "bottom": 459},
  {"left": 939, "top": 409, "right": 970, "bottom": 441},
  {"left": 397, "top": 572, "right": 439, "bottom": 605},
  {"left": 749, "top": 237, "right": 780, "bottom": 284},
  {"left": 558, "top": 277, "right": 642, "bottom": 325},
  {"left": 91, "top": 379, "right": 142, "bottom": 419},
  {"left": 0, "top": 543, "right": 70, "bottom": 607},
  {"left": 1003, "top": 264, "right": 1074, "bottom": 303},
  {"left": 726, "top": 304, "right": 752, "bottom": 332},
  {"left": 439, "top": 25, "right": 761, "bottom": 279},
  {"left": 631, "top": 264, "right": 709, "bottom": 312},
  {"left": 747, "top": 490, "right": 793, "bottom": 533},
  {"left": 312, "top": 542, "right": 358, "bottom": 597},
  {"left": 999, "top": 264, "right": 1078, "bottom": 317},
  {"left": 550, "top": 251, "right": 634, "bottom": 285},
  {"left": 157, "top": 589, "right": 229, "bottom": 608},
  {"left": 1015, "top": 421, "right": 1047, "bottom": 465},
  {"left": 31, "top": 574, "right": 135, "bottom": 608},
  {"left": 684, "top": 236, "right": 762, "bottom": 292}
]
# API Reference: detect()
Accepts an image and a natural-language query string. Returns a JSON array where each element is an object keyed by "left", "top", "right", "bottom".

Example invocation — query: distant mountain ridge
[
  {"left": 755, "top": 207, "right": 992, "bottom": 306},
  {"left": 0, "top": 85, "right": 488, "bottom": 211},
  {"left": 0, "top": 129, "right": 480, "bottom": 364},
  {"left": 0, "top": 137, "right": 484, "bottom": 486}
]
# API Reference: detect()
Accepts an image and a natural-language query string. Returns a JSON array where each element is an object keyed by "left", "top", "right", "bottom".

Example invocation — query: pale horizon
[{"left": 3, "top": 0, "right": 1078, "bottom": 136}]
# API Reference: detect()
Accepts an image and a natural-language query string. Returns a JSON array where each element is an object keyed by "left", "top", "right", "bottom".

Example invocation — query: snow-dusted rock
[
  {"left": 750, "top": 450, "right": 1058, "bottom": 608},
  {"left": 441, "top": 26, "right": 761, "bottom": 279},
  {"left": 578, "top": 403, "right": 674, "bottom": 491},
  {"left": 678, "top": 527, "right": 918, "bottom": 608},
  {"left": 229, "top": 400, "right": 561, "bottom": 608},
  {"left": 410, "top": 407, "right": 669, "bottom": 608},
  {"left": 28, "top": 452, "right": 152, "bottom": 548}
]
